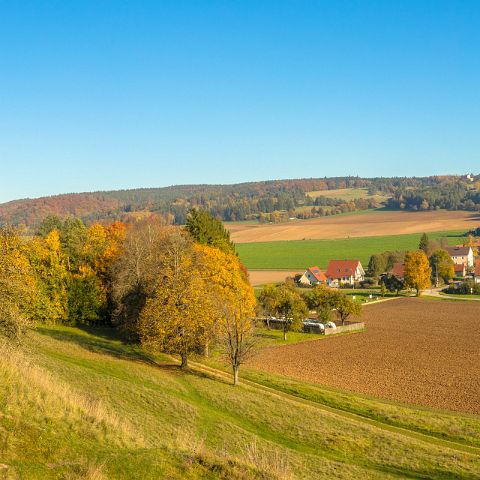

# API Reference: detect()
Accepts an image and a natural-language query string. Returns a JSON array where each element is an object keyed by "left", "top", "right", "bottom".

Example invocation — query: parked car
[{"left": 326, "top": 321, "right": 336, "bottom": 329}]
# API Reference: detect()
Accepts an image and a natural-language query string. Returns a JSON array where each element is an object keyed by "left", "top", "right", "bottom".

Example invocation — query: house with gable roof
[
  {"left": 445, "top": 246, "right": 474, "bottom": 268},
  {"left": 299, "top": 266, "right": 327, "bottom": 286},
  {"left": 326, "top": 260, "right": 365, "bottom": 287}
]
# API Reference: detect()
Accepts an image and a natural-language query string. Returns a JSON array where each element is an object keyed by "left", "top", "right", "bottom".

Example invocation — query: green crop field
[
  {"left": 2, "top": 325, "right": 479, "bottom": 479},
  {"left": 236, "top": 230, "right": 466, "bottom": 269}
]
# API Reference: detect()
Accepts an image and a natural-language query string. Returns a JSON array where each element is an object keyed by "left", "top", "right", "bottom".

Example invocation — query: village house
[
  {"left": 299, "top": 266, "right": 327, "bottom": 286},
  {"left": 454, "top": 264, "right": 466, "bottom": 278},
  {"left": 390, "top": 262, "right": 405, "bottom": 280},
  {"left": 475, "top": 259, "right": 480, "bottom": 284},
  {"left": 326, "top": 260, "right": 365, "bottom": 287},
  {"left": 445, "top": 246, "right": 474, "bottom": 269}
]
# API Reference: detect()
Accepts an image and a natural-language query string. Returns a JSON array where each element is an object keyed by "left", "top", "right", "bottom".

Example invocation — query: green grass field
[
  {"left": 237, "top": 230, "right": 466, "bottom": 269},
  {"left": 2, "top": 325, "right": 480, "bottom": 479}
]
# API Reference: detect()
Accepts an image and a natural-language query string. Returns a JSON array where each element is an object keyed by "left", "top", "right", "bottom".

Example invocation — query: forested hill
[{"left": 1, "top": 174, "right": 479, "bottom": 228}]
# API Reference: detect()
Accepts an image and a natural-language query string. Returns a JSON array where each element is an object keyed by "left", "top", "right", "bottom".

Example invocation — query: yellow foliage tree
[
  {"left": 29, "top": 229, "right": 69, "bottom": 323},
  {"left": 404, "top": 250, "right": 432, "bottom": 296},
  {"left": 138, "top": 231, "right": 219, "bottom": 368},
  {"left": 0, "top": 227, "right": 37, "bottom": 339},
  {"left": 197, "top": 244, "right": 256, "bottom": 384}
]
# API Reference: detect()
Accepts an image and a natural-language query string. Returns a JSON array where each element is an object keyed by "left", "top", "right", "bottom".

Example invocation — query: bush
[{"left": 443, "top": 280, "right": 480, "bottom": 295}]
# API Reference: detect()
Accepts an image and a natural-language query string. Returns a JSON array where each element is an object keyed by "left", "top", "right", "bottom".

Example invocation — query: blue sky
[{"left": 1, "top": 1, "right": 479, "bottom": 202}]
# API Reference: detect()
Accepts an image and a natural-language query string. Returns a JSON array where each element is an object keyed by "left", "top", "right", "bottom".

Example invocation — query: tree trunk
[
  {"left": 283, "top": 327, "right": 287, "bottom": 341},
  {"left": 180, "top": 352, "right": 188, "bottom": 369},
  {"left": 204, "top": 339, "right": 209, "bottom": 358},
  {"left": 233, "top": 366, "right": 239, "bottom": 386}
]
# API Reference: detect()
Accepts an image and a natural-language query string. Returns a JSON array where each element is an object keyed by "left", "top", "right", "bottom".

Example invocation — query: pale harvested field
[
  {"left": 249, "top": 298, "right": 480, "bottom": 414},
  {"left": 249, "top": 270, "right": 302, "bottom": 286},
  {"left": 228, "top": 210, "right": 479, "bottom": 243}
]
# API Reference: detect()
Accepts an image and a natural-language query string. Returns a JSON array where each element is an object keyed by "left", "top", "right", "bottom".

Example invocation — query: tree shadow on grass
[
  {"left": 35, "top": 325, "right": 232, "bottom": 384},
  {"left": 35, "top": 325, "right": 162, "bottom": 366}
]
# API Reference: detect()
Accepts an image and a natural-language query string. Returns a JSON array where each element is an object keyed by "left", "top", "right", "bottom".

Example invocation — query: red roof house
[
  {"left": 299, "top": 266, "right": 327, "bottom": 286},
  {"left": 390, "top": 262, "right": 405, "bottom": 279},
  {"left": 454, "top": 263, "right": 466, "bottom": 277},
  {"left": 326, "top": 260, "right": 365, "bottom": 286}
]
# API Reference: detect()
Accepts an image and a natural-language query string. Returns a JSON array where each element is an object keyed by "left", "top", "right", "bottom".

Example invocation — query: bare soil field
[
  {"left": 228, "top": 210, "right": 479, "bottom": 243},
  {"left": 248, "top": 298, "right": 480, "bottom": 414},
  {"left": 248, "top": 269, "right": 302, "bottom": 286}
]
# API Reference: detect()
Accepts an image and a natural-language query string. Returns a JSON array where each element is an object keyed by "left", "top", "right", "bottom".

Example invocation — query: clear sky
[{"left": 1, "top": 1, "right": 479, "bottom": 202}]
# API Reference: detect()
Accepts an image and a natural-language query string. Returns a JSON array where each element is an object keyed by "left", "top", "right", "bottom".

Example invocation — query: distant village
[{"left": 297, "top": 244, "right": 480, "bottom": 289}]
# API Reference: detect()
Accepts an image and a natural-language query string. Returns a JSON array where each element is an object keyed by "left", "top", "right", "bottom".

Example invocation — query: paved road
[{"left": 425, "top": 286, "right": 480, "bottom": 301}]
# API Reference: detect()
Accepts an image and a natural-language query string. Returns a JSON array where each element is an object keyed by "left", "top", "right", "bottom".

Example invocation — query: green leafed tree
[
  {"left": 185, "top": 209, "right": 235, "bottom": 255},
  {"left": 419, "top": 233, "right": 430, "bottom": 254},
  {"left": 429, "top": 249, "right": 455, "bottom": 285},
  {"left": 273, "top": 283, "right": 308, "bottom": 341}
]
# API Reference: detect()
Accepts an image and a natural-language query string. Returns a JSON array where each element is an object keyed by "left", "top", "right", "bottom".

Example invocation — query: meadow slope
[{"left": 1, "top": 326, "right": 480, "bottom": 479}]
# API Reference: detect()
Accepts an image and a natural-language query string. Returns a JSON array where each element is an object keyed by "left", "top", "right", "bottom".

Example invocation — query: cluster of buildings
[
  {"left": 299, "top": 260, "right": 365, "bottom": 287},
  {"left": 298, "top": 245, "right": 480, "bottom": 287}
]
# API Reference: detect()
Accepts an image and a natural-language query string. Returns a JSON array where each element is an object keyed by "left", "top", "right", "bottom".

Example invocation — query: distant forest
[{"left": 1, "top": 174, "right": 479, "bottom": 228}]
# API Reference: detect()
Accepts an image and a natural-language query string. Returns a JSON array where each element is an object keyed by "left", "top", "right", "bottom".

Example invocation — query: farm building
[
  {"left": 390, "top": 262, "right": 405, "bottom": 280},
  {"left": 326, "top": 259, "right": 365, "bottom": 287},
  {"left": 475, "top": 259, "right": 480, "bottom": 284},
  {"left": 299, "top": 266, "right": 327, "bottom": 286},
  {"left": 454, "top": 264, "right": 466, "bottom": 278},
  {"left": 445, "top": 246, "right": 474, "bottom": 268}
]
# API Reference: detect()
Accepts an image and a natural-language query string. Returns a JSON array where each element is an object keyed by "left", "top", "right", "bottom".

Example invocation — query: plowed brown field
[
  {"left": 249, "top": 298, "right": 480, "bottom": 414},
  {"left": 228, "top": 210, "right": 480, "bottom": 243}
]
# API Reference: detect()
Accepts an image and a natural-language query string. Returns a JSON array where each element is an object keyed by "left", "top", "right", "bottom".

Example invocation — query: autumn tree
[
  {"left": 429, "top": 249, "right": 455, "bottom": 286},
  {"left": 138, "top": 230, "right": 218, "bottom": 368},
  {"left": 29, "top": 229, "right": 69, "bottom": 323},
  {"left": 0, "top": 227, "right": 37, "bottom": 339},
  {"left": 198, "top": 244, "right": 256, "bottom": 384},
  {"left": 111, "top": 219, "right": 170, "bottom": 338},
  {"left": 404, "top": 251, "right": 432, "bottom": 296}
]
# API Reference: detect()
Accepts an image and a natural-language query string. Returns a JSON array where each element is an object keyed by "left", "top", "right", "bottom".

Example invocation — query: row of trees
[
  {"left": 258, "top": 282, "right": 361, "bottom": 340},
  {"left": 0, "top": 210, "right": 256, "bottom": 385}
]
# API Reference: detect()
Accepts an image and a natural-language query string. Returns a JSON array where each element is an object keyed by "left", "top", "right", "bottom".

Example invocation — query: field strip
[{"left": 185, "top": 359, "right": 480, "bottom": 456}]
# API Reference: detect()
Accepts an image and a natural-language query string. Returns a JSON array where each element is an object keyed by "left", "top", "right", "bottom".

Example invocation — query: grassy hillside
[
  {"left": 236, "top": 230, "right": 466, "bottom": 269},
  {"left": 1, "top": 325, "right": 479, "bottom": 479}
]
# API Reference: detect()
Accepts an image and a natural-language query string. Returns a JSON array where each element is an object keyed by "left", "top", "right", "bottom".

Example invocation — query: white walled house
[
  {"left": 299, "top": 266, "right": 327, "bottom": 286},
  {"left": 445, "top": 246, "right": 474, "bottom": 268},
  {"left": 326, "top": 260, "right": 365, "bottom": 287}
]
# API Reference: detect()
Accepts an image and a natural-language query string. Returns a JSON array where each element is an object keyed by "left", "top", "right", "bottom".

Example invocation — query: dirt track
[
  {"left": 228, "top": 210, "right": 479, "bottom": 243},
  {"left": 248, "top": 298, "right": 480, "bottom": 414}
]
